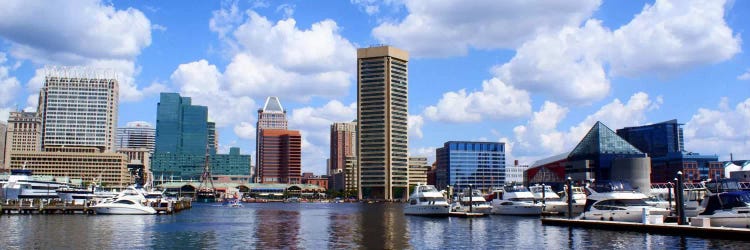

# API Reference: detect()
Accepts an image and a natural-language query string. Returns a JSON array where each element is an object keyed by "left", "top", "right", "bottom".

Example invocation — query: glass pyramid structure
[
  {"left": 263, "top": 96, "right": 284, "bottom": 113},
  {"left": 569, "top": 121, "right": 644, "bottom": 159}
]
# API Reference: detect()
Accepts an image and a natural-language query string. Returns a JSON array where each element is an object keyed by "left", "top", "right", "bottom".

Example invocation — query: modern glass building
[
  {"left": 211, "top": 147, "right": 251, "bottom": 176},
  {"left": 435, "top": 141, "right": 505, "bottom": 192},
  {"left": 616, "top": 119, "right": 684, "bottom": 158},
  {"left": 567, "top": 122, "right": 647, "bottom": 182},
  {"left": 116, "top": 121, "right": 155, "bottom": 153}
]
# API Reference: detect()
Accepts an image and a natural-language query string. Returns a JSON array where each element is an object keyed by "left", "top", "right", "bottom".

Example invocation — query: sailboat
[{"left": 195, "top": 145, "right": 218, "bottom": 202}]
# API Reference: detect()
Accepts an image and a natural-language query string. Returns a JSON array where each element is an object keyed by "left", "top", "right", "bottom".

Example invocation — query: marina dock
[
  {"left": 1, "top": 199, "right": 192, "bottom": 215},
  {"left": 542, "top": 218, "right": 750, "bottom": 241}
]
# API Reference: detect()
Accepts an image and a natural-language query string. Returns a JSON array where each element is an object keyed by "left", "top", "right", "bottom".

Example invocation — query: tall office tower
[
  {"left": 152, "top": 93, "right": 209, "bottom": 179},
  {"left": 116, "top": 121, "right": 156, "bottom": 153},
  {"left": 208, "top": 121, "right": 217, "bottom": 154},
  {"left": 408, "top": 156, "right": 429, "bottom": 186},
  {"left": 356, "top": 46, "right": 409, "bottom": 200},
  {"left": 258, "top": 129, "right": 301, "bottom": 184},
  {"left": 38, "top": 71, "right": 118, "bottom": 152},
  {"left": 329, "top": 121, "right": 357, "bottom": 175},
  {"left": 256, "top": 96, "right": 288, "bottom": 182},
  {"left": 0, "top": 122, "right": 6, "bottom": 168},
  {"left": 436, "top": 141, "right": 506, "bottom": 192},
  {"left": 616, "top": 119, "right": 684, "bottom": 158},
  {"left": 3, "top": 111, "right": 43, "bottom": 168}
]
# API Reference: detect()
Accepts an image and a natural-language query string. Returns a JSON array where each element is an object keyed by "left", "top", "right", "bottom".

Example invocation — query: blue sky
[{"left": 0, "top": 0, "right": 748, "bottom": 175}]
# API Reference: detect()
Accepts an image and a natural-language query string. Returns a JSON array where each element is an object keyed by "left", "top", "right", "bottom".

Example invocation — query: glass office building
[
  {"left": 616, "top": 119, "right": 684, "bottom": 158},
  {"left": 436, "top": 141, "right": 505, "bottom": 192},
  {"left": 568, "top": 122, "right": 646, "bottom": 181}
]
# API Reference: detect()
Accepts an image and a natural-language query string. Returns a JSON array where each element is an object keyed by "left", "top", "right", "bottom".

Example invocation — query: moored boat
[
  {"left": 579, "top": 181, "right": 668, "bottom": 222},
  {"left": 490, "top": 185, "right": 543, "bottom": 215},
  {"left": 696, "top": 191, "right": 750, "bottom": 228},
  {"left": 404, "top": 184, "right": 450, "bottom": 216}
]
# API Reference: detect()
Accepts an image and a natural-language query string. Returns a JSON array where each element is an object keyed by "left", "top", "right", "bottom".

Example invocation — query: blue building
[
  {"left": 152, "top": 93, "right": 251, "bottom": 180},
  {"left": 616, "top": 119, "right": 719, "bottom": 182},
  {"left": 435, "top": 141, "right": 505, "bottom": 192}
]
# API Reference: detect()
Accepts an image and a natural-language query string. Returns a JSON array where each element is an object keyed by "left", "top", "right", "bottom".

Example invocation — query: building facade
[
  {"left": 38, "top": 74, "right": 118, "bottom": 152},
  {"left": 211, "top": 147, "right": 252, "bottom": 177},
  {"left": 3, "top": 111, "right": 43, "bottom": 169},
  {"left": 0, "top": 122, "right": 6, "bottom": 168},
  {"left": 505, "top": 160, "right": 528, "bottom": 184},
  {"left": 152, "top": 93, "right": 209, "bottom": 179},
  {"left": 408, "top": 156, "right": 429, "bottom": 186},
  {"left": 256, "top": 97, "right": 288, "bottom": 182},
  {"left": 258, "top": 129, "right": 301, "bottom": 184},
  {"left": 116, "top": 121, "right": 156, "bottom": 153},
  {"left": 330, "top": 121, "right": 357, "bottom": 175},
  {"left": 8, "top": 147, "right": 130, "bottom": 188},
  {"left": 435, "top": 141, "right": 506, "bottom": 192},
  {"left": 357, "top": 46, "right": 409, "bottom": 200}
]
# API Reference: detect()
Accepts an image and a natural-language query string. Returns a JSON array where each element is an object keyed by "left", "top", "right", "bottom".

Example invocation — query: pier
[
  {"left": 0, "top": 199, "right": 192, "bottom": 215},
  {"left": 542, "top": 218, "right": 750, "bottom": 241}
]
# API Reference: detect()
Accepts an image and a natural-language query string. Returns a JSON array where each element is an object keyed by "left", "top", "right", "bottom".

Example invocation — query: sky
[{"left": 0, "top": 0, "right": 748, "bottom": 175}]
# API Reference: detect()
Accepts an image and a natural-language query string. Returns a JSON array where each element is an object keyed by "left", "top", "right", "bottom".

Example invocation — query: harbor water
[{"left": 1, "top": 203, "right": 747, "bottom": 249}]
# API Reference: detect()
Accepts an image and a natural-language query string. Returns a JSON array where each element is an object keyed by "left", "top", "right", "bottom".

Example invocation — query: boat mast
[{"left": 197, "top": 144, "right": 216, "bottom": 194}]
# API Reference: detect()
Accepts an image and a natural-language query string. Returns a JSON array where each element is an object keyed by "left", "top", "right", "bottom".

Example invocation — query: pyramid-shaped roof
[
  {"left": 262, "top": 96, "right": 284, "bottom": 113},
  {"left": 569, "top": 121, "right": 644, "bottom": 158}
]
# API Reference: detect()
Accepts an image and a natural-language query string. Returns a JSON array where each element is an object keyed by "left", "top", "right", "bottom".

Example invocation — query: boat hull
[
  {"left": 404, "top": 204, "right": 451, "bottom": 216},
  {"left": 580, "top": 208, "right": 668, "bottom": 223},
  {"left": 492, "top": 203, "right": 543, "bottom": 215},
  {"left": 94, "top": 206, "right": 156, "bottom": 215},
  {"left": 542, "top": 202, "right": 584, "bottom": 214}
]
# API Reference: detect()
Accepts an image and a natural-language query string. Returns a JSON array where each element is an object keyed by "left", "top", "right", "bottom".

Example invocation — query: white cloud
[
  {"left": 409, "top": 146, "right": 436, "bottom": 164},
  {"left": 565, "top": 92, "right": 654, "bottom": 144},
  {"left": 151, "top": 24, "right": 167, "bottom": 32},
  {"left": 494, "top": 0, "right": 740, "bottom": 103},
  {"left": 275, "top": 4, "right": 295, "bottom": 18},
  {"left": 408, "top": 115, "right": 424, "bottom": 139},
  {"left": 0, "top": 0, "right": 157, "bottom": 103},
  {"left": 423, "top": 78, "right": 531, "bottom": 123},
  {"left": 0, "top": 53, "right": 21, "bottom": 107},
  {"left": 170, "top": 60, "right": 257, "bottom": 128},
  {"left": 233, "top": 122, "right": 256, "bottom": 140},
  {"left": 288, "top": 100, "right": 357, "bottom": 175},
  {"left": 684, "top": 98, "right": 750, "bottom": 160},
  {"left": 209, "top": 4, "right": 356, "bottom": 101},
  {"left": 372, "top": 0, "right": 601, "bottom": 57},
  {"left": 512, "top": 101, "right": 569, "bottom": 156},
  {"left": 739, "top": 69, "right": 750, "bottom": 80}
]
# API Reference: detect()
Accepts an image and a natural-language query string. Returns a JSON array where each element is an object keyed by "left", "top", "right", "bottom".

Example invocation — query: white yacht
[
  {"left": 530, "top": 185, "right": 583, "bottom": 214},
  {"left": 490, "top": 185, "right": 543, "bottom": 215},
  {"left": 92, "top": 196, "right": 157, "bottom": 215},
  {"left": 1, "top": 169, "right": 70, "bottom": 200},
  {"left": 404, "top": 184, "right": 450, "bottom": 216},
  {"left": 57, "top": 185, "right": 117, "bottom": 203},
  {"left": 695, "top": 191, "right": 750, "bottom": 228},
  {"left": 579, "top": 181, "right": 668, "bottom": 222},
  {"left": 451, "top": 189, "right": 492, "bottom": 214}
]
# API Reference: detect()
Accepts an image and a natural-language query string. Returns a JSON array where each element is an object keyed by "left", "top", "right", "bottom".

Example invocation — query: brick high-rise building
[
  {"left": 357, "top": 46, "right": 409, "bottom": 200},
  {"left": 329, "top": 121, "right": 357, "bottom": 175},
  {"left": 3, "top": 111, "right": 42, "bottom": 169},
  {"left": 256, "top": 96, "right": 288, "bottom": 182},
  {"left": 258, "top": 129, "right": 301, "bottom": 184}
]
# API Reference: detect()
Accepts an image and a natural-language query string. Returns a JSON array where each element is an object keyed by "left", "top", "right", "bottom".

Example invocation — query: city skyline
[{"left": 0, "top": 1, "right": 748, "bottom": 176}]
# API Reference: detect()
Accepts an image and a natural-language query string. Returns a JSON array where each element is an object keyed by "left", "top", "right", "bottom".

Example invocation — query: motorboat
[
  {"left": 404, "top": 184, "right": 450, "bottom": 216},
  {"left": 530, "top": 185, "right": 583, "bottom": 214},
  {"left": 695, "top": 191, "right": 750, "bottom": 228},
  {"left": 579, "top": 181, "right": 668, "bottom": 222},
  {"left": 451, "top": 189, "right": 492, "bottom": 214},
  {"left": 490, "top": 185, "right": 543, "bottom": 215},
  {"left": 648, "top": 182, "right": 707, "bottom": 217},
  {"left": 223, "top": 198, "right": 243, "bottom": 208},
  {"left": 92, "top": 196, "right": 157, "bottom": 215},
  {"left": 1, "top": 169, "right": 70, "bottom": 200},
  {"left": 57, "top": 186, "right": 117, "bottom": 203}
]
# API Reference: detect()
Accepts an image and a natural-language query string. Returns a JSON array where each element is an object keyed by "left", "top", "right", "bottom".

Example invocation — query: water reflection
[
  {"left": 358, "top": 203, "right": 411, "bottom": 249},
  {"left": 254, "top": 208, "right": 300, "bottom": 248}
]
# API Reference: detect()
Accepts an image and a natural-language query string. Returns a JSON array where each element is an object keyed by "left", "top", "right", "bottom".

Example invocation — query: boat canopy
[{"left": 700, "top": 191, "right": 750, "bottom": 215}]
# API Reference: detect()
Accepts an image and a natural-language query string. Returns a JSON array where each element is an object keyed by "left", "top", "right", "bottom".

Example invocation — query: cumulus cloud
[
  {"left": 410, "top": 146, "right": 436, "bottom": 165},
  {"left": 210, "top": 4, "right": 356, "bottom": 101},
  {"left": 0, "top": 0, "right": 156, "bottom": 103},
  {"left": 233, "top": 122, "right": 256, "bottom": 140},
  {"left": 684, "top": 98, "right": 750, "bottom": 160},
  {"left": 288, "top": 100, "right": 357, "bottom": 175},
  {"left": 408, "top": 115, "right": 424, "bottom": 139},
  {"left": 739, "top": 69, "right": 750, "bottom": 80},
  {"left": 423, "top": 78, "right": 531, "bottom": 123},
  {"left": 0, "top": 53, "right": 21, "bottom": 108},
  {"left": 494, "top": 0, "right": 740, "bottom": 103},
  {"left": 372, "top": 0, "right": 601, "bottom": 57}
]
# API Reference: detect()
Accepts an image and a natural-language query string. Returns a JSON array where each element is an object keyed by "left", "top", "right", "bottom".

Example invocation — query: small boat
[
  {"left": 530, "top": 185, "right": 583, "bottom": 215},
  {"left": 578, "top": 181, "right": 668, "bottom": 222},
  {"left": 1, "top": 169, "right": 71, "bottom": 200},
  {"left": 57, "top": 186, "right": 117, "bottom": 203},
  {"left": 195, "top": 188, "right": 217, "bottom": 203},
  {"left": 451, "top": 189, "right": 492, "bottom": 214},
  {"left": 490, "top": 185, "right": 543, "bottom": 215},
  {"left": 696, "top": 191, "right": 750, "bottom": 228},
  {"left": 223, "top": 198, "right": 243, "bottom": 208},
  {"left": 92, "top": 196, "right": 157, "bottom": 215},
  {"left": 404, "top": 184, "right": 450, "bottom": 216}
]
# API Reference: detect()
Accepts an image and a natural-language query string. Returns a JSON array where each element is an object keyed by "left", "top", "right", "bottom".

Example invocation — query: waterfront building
[
  {"left": 524, "top": 153, "right": 568, "bottom": 188},
  {"left": 617, "top": 120, "right": 720, "bottom": 182},
  {"left": 208, "top": 121, "right": 217, "bottom": 154},
  {"left": 211, "top": 147, "right": 252, "bottom": 177},
  {"left": 256, "top": 96, "right": 288, "bottom": 182},
  {"left": 302, "top": 174, "right": 329, "bottom": 191},
  {"left": 152, "top": 93, "right": 209, "bottom": 179},
  {"left": 506, "top": 160, "right": 528, "bottom": 184},
  {"left": 116, "top": 121, "right": 155, "bottom": 153},
  {"left": 38, "top": 72, "right": 118, "bottom": 152},
  {"left": 357, "top": 45, "right": 409, "bottom": 200},
  {"left": 8, "top": 146, "right": 130, "bottom": 188},
  {"left": 3, "top": 111, "right": 42, "bottom": 169},
  {"left": 408, "top": 156, "right": 429, "bottom": 186},
  {"left": 330, "top": 121, "right": 357, "bottom": 175},
  {"left": 117, "top": 147, "right": 151, "bottom": 180},
  {"left": 435, "top": 141, "right": 506, "bottom": 192},
  {"left": 0, "top": 122, "right": 6, "bottom": 168},
  {"left": 258, "top": 129, "right": 301, "bottom": 184}
]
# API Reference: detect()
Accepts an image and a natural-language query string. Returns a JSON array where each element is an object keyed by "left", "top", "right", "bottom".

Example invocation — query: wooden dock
[
  {"left": 542, "top": 218, "right": 750, "bottom": 241},
  {"left": 1, "top": 199, "right": 192, "bottom": 215}
]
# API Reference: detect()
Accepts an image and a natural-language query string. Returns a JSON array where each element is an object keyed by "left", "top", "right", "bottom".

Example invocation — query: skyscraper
[
  {"left": 3, "top": 111, "right": 42, "bottom": 169},
  {"left": 356, "top": 46, "right": 409, "bottom": 200},
  {"left": 616, "top": 119, "right": 684, "bottom": 158},
  {"left": 408, "top": 156, "right": 429, "bottom": 186},
  {"left": 152, "top": 93, "right": 209, "bottom": 179},
  {"left": 258, "top": 129, "right": 301, "bottom": 184},
  {"left": 329, "top": 121, "right": 357, "bottom": 175},
  {"left": 208, "top": 121, "right": 217, "bottom": 154},
  {"left": 116, "top": 121, "right": 156, "bottom": 153},
  {"left": 38, "top": 72, "right": 118, "bottom": 152},
  {"left": 256, "top": 96, "right": 288, "bottom": 182},
  {"left": 0, "top": 122, "right": 6, "bottom": 168}
]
